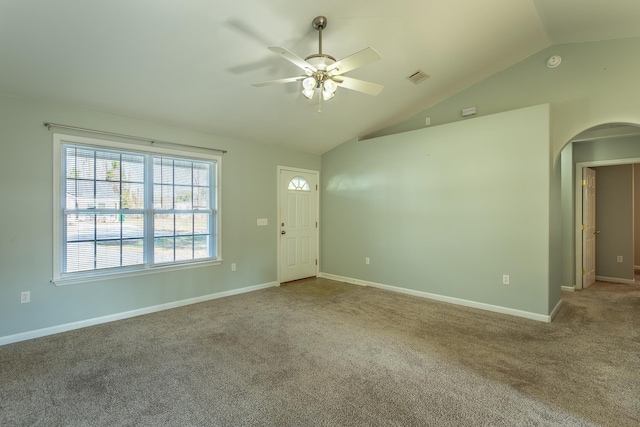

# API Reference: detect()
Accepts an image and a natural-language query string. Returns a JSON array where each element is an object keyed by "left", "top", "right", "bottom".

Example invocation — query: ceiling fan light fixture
[
  {"left": 302, "top": 88, "right": 315, "bottom": 99},
  {"left": 253, "top": 16, "right": 383, "bottom": 104},
  {"left": 323, "top": 79, "right": 337, "bottom": 94},
  {"left": 302, "top": 77, "right": 317, "bottom": 90},
  {"left": 322, "top": 90, "right": 335, "bottom": 101}
]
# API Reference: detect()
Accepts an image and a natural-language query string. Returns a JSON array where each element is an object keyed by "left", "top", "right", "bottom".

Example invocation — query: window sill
[{"left": 51, "top": 259, "right": 223, "bottom": 286}]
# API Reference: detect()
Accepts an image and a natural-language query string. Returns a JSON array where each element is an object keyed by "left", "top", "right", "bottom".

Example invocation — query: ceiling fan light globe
[
  {"left": 302, "top": 77, "right": 317, "bottom": 90},
  {"left": 322, "top": 90, "right": 335, "bottom": 101},
  {"left": 323, "top": 79, "right": 337, "bottom": 93},
  {"left": 302, "top": 88, "right": 315, "bottom": 99}
]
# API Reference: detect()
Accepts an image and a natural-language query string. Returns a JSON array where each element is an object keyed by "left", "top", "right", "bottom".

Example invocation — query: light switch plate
[{"left": 257, "top": 218, "right": 268, "bottom": 226}]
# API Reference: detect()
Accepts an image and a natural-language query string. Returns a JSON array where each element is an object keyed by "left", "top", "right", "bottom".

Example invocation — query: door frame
[
  {"left": 575, "top": 158, "right": 640, "bottom": 289},
  {"left": 276, "top": 166, "right": 320, "bottom": 285}
]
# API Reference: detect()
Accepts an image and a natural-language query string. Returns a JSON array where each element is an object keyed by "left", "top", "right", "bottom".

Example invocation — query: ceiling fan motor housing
[{"left": 304, "top": 55, "right": 337, "bottom": 87}]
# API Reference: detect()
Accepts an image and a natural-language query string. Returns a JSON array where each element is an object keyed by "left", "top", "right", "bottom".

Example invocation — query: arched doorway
[{"left": 559, "top": 123, "right": 640, "bottom": 290}]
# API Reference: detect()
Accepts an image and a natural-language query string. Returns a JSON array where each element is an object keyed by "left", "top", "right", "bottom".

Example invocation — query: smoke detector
[{"left": 546, "top": 55, "right": 562, "bottom": 68}]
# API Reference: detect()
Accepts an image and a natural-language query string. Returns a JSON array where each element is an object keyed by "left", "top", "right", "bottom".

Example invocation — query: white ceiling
[{"left": 1, "top": 0, "right": 639, "bottom": 154}]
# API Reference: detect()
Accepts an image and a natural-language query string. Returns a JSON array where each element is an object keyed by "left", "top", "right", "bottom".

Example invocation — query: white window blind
[
  {"left": 152, "top": 157, "right": 215, "bottom": 264},
  {"left": 53, "top": 134, "right": 220, "bottom": 285}
]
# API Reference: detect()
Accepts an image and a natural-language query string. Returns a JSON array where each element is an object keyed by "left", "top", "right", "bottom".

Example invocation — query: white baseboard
[
  {"left": 318, "top": 272, "right": 553, "bottom": 322},
  {"left": 595, "top": 275, "right": 636, "bottom": 285},
  {"left": 549, "top": 298, "right": 563, "bottom": 321},
  {"left": 319, "top": 272, "right": 368, "bottom": 286},
  {"left": 561, "top": 286, "right": 575, "bottom": 292},
  {"left": 0, "top": 281, "right": 278, "bottom": 347}
]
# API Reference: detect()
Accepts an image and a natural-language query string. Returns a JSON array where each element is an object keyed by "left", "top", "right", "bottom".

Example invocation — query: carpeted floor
[{"left": 1, "top": 278, "right": 638, "bottom": 426}]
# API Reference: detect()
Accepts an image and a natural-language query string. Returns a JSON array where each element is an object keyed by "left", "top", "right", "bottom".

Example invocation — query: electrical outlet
[
  {"left": 502, "top": 275, "right": 510, "bottom": 285},
  {"left": 231, "top": 263, "right": 236, "bottom": 271},
  {"left": 617, "top": 256, "right": 623, "bottom": 263},
  {"left": 21, "top": 291, "right": 30, "bottom": 304},
  {"left": 365, "top": 257, "right": 370, "bottom": 265}
]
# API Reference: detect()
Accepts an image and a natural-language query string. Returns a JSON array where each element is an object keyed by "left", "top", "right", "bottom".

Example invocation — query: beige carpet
[{"left": 1, "top": 278, "right": 638, "bottom": 426}]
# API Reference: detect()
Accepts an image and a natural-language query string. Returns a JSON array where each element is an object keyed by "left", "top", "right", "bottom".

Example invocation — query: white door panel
[
  {"left": 582, "top": 167, "right": 596, "bottom": 288},
  {"left": 279, "top": 169, "right": 318, "bottom": 283}
]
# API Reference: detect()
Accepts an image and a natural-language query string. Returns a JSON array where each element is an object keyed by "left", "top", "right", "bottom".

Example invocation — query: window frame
[{"left": 52, "top": 133, "right": 222, "bottom": 286}]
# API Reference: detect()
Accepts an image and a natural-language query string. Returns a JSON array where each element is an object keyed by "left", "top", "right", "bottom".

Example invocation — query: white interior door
[
  {"left": 582, "top": 167, "right": 596, "bottom": 288},
  {"left": 279, "top": 169, "right": 318, "bottom": 283}
]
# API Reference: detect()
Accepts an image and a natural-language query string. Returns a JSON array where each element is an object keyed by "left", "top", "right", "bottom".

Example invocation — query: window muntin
[
  {"left": 152, "top": 157, "right": 214, "bottom": 264},
  {"left": 288, "top": 176, "right": 310, "bottom": 191},
  {"left": 54, "top": 134, "right": 220, "bottom": 284},
  {"left": 64, "top": 146, "right": 147, "bottom": 273}
]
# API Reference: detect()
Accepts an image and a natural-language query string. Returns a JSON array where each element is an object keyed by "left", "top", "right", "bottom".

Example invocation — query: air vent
[{"left": 406, "top": 69, "right": 430, "bottom": 85}]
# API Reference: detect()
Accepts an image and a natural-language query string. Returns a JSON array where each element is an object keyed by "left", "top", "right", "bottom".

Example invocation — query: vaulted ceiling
[{"left": 1, "top": 0, "right": 639, "bottom": 154}]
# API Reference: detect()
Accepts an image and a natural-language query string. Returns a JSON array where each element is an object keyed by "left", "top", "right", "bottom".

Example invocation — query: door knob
[
  {"left": 281, "top": 230, "right": 286, "bottom": 235},
  {"left": 595, "top": 230, "right": 601, "bottom": 235}
]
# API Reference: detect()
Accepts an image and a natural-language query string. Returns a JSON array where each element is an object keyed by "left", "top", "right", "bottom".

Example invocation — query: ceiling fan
[{"left": 252, "top": 16, "right": 383, "bottom": 102}]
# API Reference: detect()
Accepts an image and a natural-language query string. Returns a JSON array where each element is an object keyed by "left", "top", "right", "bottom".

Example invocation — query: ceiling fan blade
[
  {"left": 268, "top": 47, "right": 316, "bottom": 73},
  {"left": 327, "top": 47, "right": 382, "bottom": 75},
  {"left": 252, "top": 76, "right": 305, "bottom": 87},
  {"left": 333, "top": 76, "right": 383, "bottom": 96}
]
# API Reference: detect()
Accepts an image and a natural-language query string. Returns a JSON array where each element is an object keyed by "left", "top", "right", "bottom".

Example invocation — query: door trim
[
  {"left": 575, "top": 158, "right": 640, "bottom": 289},
  {"left": 277, "top": 166, "right": 320, "bottom": 284}
]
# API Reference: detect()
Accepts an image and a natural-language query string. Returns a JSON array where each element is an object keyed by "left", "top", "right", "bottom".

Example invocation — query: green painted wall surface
[
  {"left": 321, "top": 104, "right": 551, "bottom": 315},
  {"left": 366, "top": 37, "right": 640, "bottom": 296},
  {"left": 560, "top": 144, "right": 574, "bottom": 288},
  {"left": 0, "top": 95, "right": 320, "bottom": 338},
  {"left": 573, "top": 136, "right": 640, "bottom": 164},
  {"left": 548, "top": 158, "right": 562, "bottom": 310},
  {"left": 367, "top": 38, "right": 640, "bottom": 161},
  {"left": 593, "top": 165, "right": 634, "bottom": 280}
]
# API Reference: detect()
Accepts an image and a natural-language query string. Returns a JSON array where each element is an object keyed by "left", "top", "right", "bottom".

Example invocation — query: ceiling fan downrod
[
  {"left": 312, "top": 16, "right": 327, "bottom": 55},
  {"left": 305, "top": 16, "right": 335, "bottom": 66}
]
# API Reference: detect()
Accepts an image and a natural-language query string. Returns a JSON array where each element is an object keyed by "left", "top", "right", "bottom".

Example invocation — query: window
[
  {"left": 288, "top": 176, "right": 310, "bottom": 191},
  {"left": 53, "top": 134, "right": 221, "bottom": 285}
]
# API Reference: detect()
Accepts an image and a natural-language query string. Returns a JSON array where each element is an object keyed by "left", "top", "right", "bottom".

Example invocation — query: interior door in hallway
[
  {"left": 279, "top": 168, "right": 318, "bottom": 283},
  {"left": 582, "top": 167, "right": 596, "bottom": 288}
]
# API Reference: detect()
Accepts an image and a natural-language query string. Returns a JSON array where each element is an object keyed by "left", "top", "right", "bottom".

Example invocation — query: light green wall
[
  {"left": 368, "top": 37, "right": 640, "bottom": 297},
  {"left": 560, "top": 144, "right": 574, "bottom": 288},
  {"left": 321, "top": 104, "right": 551, "bottom": 315},
  {"left": 548, "top": 157, "right": 562, "bottom": 309},
  {"left": 0, "top": 94, "right": 320, "bottom": 338},
  {"left": 367, "top": 37, "right": 640, "bottom": 161},
  {"left": 573, "top": 136, "right": 640, "bottom": 164},
  {"left": 593, "top": 165, "right": 634, "bottom": 280}
]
